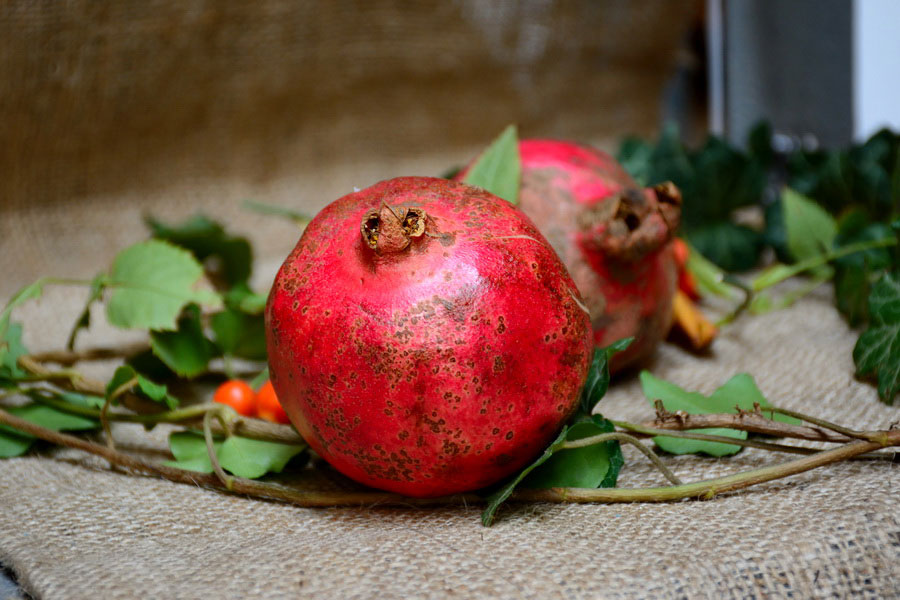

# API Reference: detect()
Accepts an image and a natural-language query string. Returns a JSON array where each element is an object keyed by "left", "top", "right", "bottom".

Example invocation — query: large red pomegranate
[
  {"left": 265, "top": 176, "right": 593, "bottom": 497},
  {"left": 462, "top": 139, "right": 681, "bottom": 371}
]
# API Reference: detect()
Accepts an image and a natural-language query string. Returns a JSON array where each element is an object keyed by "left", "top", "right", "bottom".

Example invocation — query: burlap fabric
[{"left": 2, "top": 2, "right": 898, "bottom": 598}]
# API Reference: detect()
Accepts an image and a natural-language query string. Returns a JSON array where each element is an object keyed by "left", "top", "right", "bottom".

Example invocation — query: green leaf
[
  {"left": 522, "top": 415, "right": 623, "bottom": 489},
  {"left": 242, "top": 200, "right": 312, "bottom": 227},
  {"left": 781, "top": 188, "right": 837, "bottom": 262},
  {"left": 464, "top": 124, "right": 521, "bottom": 204},
  {"left": 684, "top": 243, "right": 742, "bottom": 300},
  {"left": 165, "top": 431, "right": 306, "bottom": 478},
  {"left": 0, "top": 279, "right": 48, "bottom": 340},
  {"left": 0, "top": 402, "right": 99, "bottom": 457},
  {"left": 210, "top": 309, "right": 267, "bottom": 361},
  {"left": 687, "top": 222, "right": 764, "bottom": 272},
  {"left": 165, "top": 431, "right": 221, "bottom": 473},
  {"left": 223, "top": 282, "right": 268, "bottom": 315},
  {"left": 217, "top": 436, "right": 307, "bottom": 479},
  {"left": 147, "top": 214, "right": 254, "bottom": 287},
  {"left": 0, "top": 322, "right": 28, "bottom": 384},
  {"left": 640, "top": 371, "right": 745, "bottom": 456},
  {"left": 640, "top": 372, "right": 799, "bottom": 456},
  {"left": 106, "top": 240, "right": 221, "bottom": 331},
  {"left": 481, "top": 426, "right": 569, "bottom": 526},
  {"left": 853, "top": 272, "right": 900, "bottom": 404},
  {"left": 149, "top": 305, "right": 216, "bottom": 378},
  {"left": 617, "top": 137, "right": 654, "bottom": 186},
  {"left": 65, "top": 274, "right": 108, "bottom": 351},
  {"left": 578, "top": 338, "right": 633, "bottom": 416},
  {"left": 105, "top": 365, "right": 178, "bottom": 409}
]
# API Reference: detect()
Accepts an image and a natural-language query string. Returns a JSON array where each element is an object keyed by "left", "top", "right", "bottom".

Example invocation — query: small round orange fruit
[
  {"left": 256, "top": 380, "right": 289, "bottom": 424},
  {"left": 213, "top": 380, "right": 255, "bottom": 416}
]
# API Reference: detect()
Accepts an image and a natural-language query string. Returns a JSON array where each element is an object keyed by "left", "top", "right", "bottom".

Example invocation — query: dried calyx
[
  {"left": 578, "top": 181, "right": 682, "bottom": 262},
  {"left": 361, "top": 203, "right": 428, "bottom": 254}
]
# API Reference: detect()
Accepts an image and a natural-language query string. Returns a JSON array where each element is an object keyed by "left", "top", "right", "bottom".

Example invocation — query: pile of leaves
[
  {"left": 0, "top": 125, "right": 898, "bottom": 527},
  {"left": 619, "top": 124, "right": 900, "bottom": 404}
]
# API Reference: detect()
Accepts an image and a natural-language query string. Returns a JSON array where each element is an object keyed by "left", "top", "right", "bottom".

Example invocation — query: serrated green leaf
[
  {"left": 164, "top": 431, "right": 306, "bottom": 478},
  {"left": 0, "top": 402, "right": 99, "bottom": 457},
  {"left": 66, "top": 273, "right": 108, "bottom": 351},
  {"left": 481, "top": 426, "right": 569, "bottom": 527},
  {"left": 106, "top": 240, "right": 221, "bottom": 331},
  {"left": 522, "top": 415, "right": 623, "bottom": 489},
  {"left": 149, "top": 305, "right": 216, "bottom": 378},
  {"left": 147, "top": 214, "right": 254, "bottom": 287},
  {"left": 210, "top": 308, "right": 267, "bottom": 361},
  {"left": 854, "top": 272, "right": 900, "bottom": 404},
  {"left": 781, "top": 188, "right": 837, "bottom": 263},
  {"left": 578, "top": 338, "right": 632, "bottom": 416},
  {"left": 464, "top": 124, "right": 521, "bottom": 204}
]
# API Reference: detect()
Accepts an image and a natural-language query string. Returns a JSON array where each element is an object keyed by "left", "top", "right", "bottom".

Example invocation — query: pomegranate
[
  {"left": 461, "top": 139, "right": 681, "bottom": 371},
  {"left": 265, "top": 176, "right": 593, "bottom": 497}
]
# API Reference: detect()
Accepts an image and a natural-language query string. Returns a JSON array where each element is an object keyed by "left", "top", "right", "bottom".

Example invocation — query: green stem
[
  {"left": 26, "top": 393, "right": 303, "bottom": 444},
  {"left": 715, "top": 275, "right": 754, "bottom": 326},
  {"left": 764, "top": 406, "right": 874, "bottom": 441},
  {"left": 612, "top": 420, "right": 892, "bottom": 460},
  {"left": 561, "top": 432, "right": 682, "bottom": 485},
  {"left": 752, "top": 237, "right": 897, "bottom": 292},
  {"left": 0, "top": 406, "right": 895, "bottom": 513},
  {"left": 204, "top": 409, "right": 234, "bottom": 490}
]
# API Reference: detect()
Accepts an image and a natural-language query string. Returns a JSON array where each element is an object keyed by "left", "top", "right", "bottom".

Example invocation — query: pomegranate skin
[
  {"left": 464, "top": 139, "right": 681, "bottom": 372},
  {"left": 265, "top": 176, "right": 592, "bottom": 497}
]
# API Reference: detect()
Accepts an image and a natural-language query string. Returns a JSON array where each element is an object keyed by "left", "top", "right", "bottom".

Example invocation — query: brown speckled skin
[
  {"left": 513, "top": 140, "right": 679, "bottom": 372},
  {"left": 265, "top": 177, "right": 592, "bottom": 497}
]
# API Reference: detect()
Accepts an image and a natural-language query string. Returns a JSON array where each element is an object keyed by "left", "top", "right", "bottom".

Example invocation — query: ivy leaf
[
  {"left": 832, "top": 212, "right": 895, "bottom": 326},
  {"left": 65, "top": 274, "right": 108, "bottom": 351},
  {"left": 147, "top": 214, "right": 253, "bottom": 287},
  {"left": 165, "top": 431, "right": 307, "bottom": 478},
  {"left": 640, "top": 371, "right": 745, "bottom": 456},
  {"left": 210, "top": 309, "right": 267, "bottom": 361},
  {"left": 640, "top": 372, "right": 798, "bottom": 456},
  {"left": 853, "top": 272, "right": 900, "bottom": 404},
  {"left": 578, "top": 338, "right": 633, "bottom": 417},
  {"left": 781, "top": 188, "right": 837, "bottom": 263},
  {"left": 149, "top": 305, "right": 216, "bottom": 378},
  {"left": 106, "top": 240, "right": 221, "bottom": 331},
  {"left": 0, "top": 322, "right": 28, "bottom": 385},
  {"left": 687, "top": 222, "right": 764, "bottom": 272},
  {"left": 464, "top": 124, "right": 521, "bottom": 205},
  {"left": 481, "top": 426, "right": 569, "bottom": 527},
  {"left": 105, "top": 365, "right": 178, "bottom": 409},
  {"left": 0, "top": 402, "right": 99, "bottom": 458},
  {"left": 522, "top": 415, "right": 623, "bottom": 489}
]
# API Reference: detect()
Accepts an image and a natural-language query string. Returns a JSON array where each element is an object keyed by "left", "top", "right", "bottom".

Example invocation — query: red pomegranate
[
  {"left": 462, "top": 139, "right": 681, "bottom": 371},
  {"left": 265, "top": 177, "right": 593, "bottom": 497}
]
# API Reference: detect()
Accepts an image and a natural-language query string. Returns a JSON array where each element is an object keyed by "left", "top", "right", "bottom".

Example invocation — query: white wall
[{"left": 853, "top": 0, "right": 900, "bottom": 139}]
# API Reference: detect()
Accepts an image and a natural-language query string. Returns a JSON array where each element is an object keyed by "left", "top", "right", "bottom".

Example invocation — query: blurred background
[{"left": 1, "top": 0, "right": 898, "bottom": 298}]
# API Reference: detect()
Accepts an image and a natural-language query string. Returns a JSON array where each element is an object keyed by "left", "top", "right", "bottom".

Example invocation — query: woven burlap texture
[{"left": 2, "top": 265, "right": 898, "bottom": 599}]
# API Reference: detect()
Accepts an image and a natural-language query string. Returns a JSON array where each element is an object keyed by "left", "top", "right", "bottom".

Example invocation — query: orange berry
[
  {"left": 256, "top": 381, "right": 290, "bottom": 424},
  {"left": 213, "top": 380, "right": 256, "bottom": 416}
]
